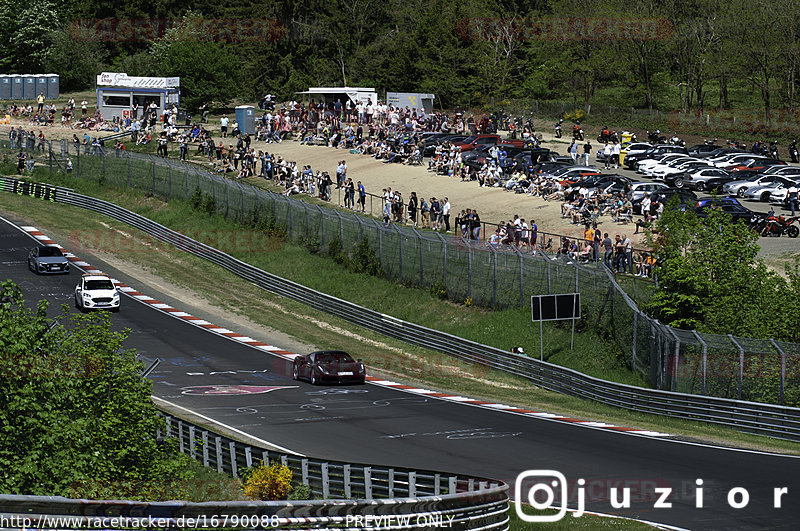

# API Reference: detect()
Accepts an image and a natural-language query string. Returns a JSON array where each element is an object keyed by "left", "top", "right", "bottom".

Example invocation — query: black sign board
[{"left": 531, "top": 293, "right": 581, "bottom": 322}]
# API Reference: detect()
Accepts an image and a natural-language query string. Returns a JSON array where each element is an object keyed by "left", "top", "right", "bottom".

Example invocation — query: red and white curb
[{"left": 21, "top": 225, "right": 671, "bottom": 439}]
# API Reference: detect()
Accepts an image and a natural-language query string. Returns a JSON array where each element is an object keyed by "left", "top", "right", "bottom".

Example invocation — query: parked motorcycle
[
  {"left": 554, "top": 119, "right": 563, "bottom": 138},
  {"left": 647, "top": 130, "right": 666, "bottom": 144},
  {"left": 757, "top": 213, "right": 800, "bottom": 238},
  {"left": 259, "top": 94, "right": 276, "bottom": 111},
  {"left": 770, "top": 141, "right": 780, "bottom": 160},
  {"left": 751, "top": 141, "right": 770, "bottom": 157},
  {"left": 597, "top": 127, "right": 618, "bottom": 143},
  {"left": 572, "top": 122, "right": 584, "bottom": 141},
  {"left": 789, "top": 140, "right": 798, "bottom": 163},
  {"left": 668, "top": 133, "right": 685, "bottom": 147}
]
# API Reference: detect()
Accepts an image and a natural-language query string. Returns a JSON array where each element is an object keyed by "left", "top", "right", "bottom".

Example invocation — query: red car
[
  {"left": 292, "top": 350, "right": 366, "bottom": 385},
  {"left": 454, "top": 134, "right": 523, "bottom": 152}
]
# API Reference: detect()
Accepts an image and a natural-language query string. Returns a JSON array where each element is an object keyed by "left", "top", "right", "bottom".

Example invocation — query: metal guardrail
[
  {"left": 3, "top": 177, "right": 797, "bottom": 441},
  {"left": 0, "top": 410, "right": 509, "bottom": 530}
]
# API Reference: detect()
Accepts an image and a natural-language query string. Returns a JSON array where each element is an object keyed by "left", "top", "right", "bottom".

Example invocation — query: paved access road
[{"left": 1, "top": 217, "right": 798, "bottom": 530}]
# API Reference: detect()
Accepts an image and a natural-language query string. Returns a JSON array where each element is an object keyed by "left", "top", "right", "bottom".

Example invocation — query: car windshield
[
  {"left": 38, "top": 247, "right": 63, "bottom": 257},
  {"left": 315, "top": 352, "right": 355, "bottom": 364},
  {"left": 85, "top": 279, "right": 114, "bottom": 290}
]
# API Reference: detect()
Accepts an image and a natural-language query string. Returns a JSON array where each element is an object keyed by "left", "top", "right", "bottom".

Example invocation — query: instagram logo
[{"left": 515, "top": 470, "right": 574, "bottom": 522}]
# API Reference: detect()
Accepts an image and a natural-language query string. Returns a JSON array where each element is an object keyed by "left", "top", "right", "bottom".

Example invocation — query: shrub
[
  {"left": 190, "top": 187, "right": 203, "bottom": 209},
  {"left": 242, "top": 461, "right": 293, "bottom": 501},
  {"left": 201, "top": 193, "right": 216, "bottom": 216},
  {"left": 288, "top": 483, "right": 313, "bottom": 500},
  {"left": 350, "top": 237, "right": 383, "bottom": 277}
]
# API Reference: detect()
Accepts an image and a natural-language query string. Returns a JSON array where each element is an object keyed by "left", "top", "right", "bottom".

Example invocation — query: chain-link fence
[{"left": 2, "top": 131, "right": 798, "bottom": 406}]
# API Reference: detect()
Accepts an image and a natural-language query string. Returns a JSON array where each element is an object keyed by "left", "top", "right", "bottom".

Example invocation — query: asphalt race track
[{"left": 1, "top": 218, "right": 799, "bottom": 530}]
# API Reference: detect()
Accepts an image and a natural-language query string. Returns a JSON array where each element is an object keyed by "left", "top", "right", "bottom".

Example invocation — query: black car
[
  {"left": 28, "top": 246, "right": 70, "bottom": 274},
  {"left": 632, "top": 188, "right": 698, "bottom": 214},
  {"left": 688, "top": 144, "right": 721, "bottom": 156},
  {"left": 292, "top": 350, "right": 366, "bottom": 385},
  {"left": 694, "top": 201, "right": 764, "bottom": 227}
]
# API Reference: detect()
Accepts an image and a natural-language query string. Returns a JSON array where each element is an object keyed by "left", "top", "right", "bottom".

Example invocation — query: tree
[
  {"left": 0, "top": 280, "right": 192, "bottom": 499},
  {"left": 149, "top": 13, "right": 242, "bottom": 110},
  {"left": 644, "top": 200, "right": 790, "bottom": 339}
]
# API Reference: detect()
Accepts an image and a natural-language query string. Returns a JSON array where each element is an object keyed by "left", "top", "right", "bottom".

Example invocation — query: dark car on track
[
  {"left": 28, "top": 246, "right": 70, "bottom": 274},
  {"left": 292, "top": 350, "right": 366, "bottom": 385}
]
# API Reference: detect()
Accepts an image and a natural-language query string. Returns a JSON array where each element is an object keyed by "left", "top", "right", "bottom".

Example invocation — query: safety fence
[
  {"left": 1, "top": 135, "right": 798, "bottom": 408},
  {"left": 2, "top": 175, "right": 800, "bottom": 441},
  {"left": 0, "top": 409, "right": 509, "bottom": 530}
]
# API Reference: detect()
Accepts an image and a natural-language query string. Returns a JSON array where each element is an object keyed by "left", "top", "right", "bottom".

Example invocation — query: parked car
[
  {"left": 666, "top": 167, "right": 731, "bottom": 192},
  {"left": 632, "top": 188, "right": 698, "bottom": 214},
  {"left": 743, "top": 176, "right": 798, "bottom": 202},
  {"left": 292, "top": 350, "right": 366, "bottom": 385},
  {"left": 453, "top": 134, "right": 523, "bottom": 152},
  {"left": 624, "top": 145, "right": 688, "bottom": 169},
  {"left": 687, "top": 143, "right": 721, "bottom": 156},
  {"left": 74, "top": 274, "right": 120, "bottom": 312},
  {"left": 629, "top": 182, "right": 670, "bottom": 202},
  {"left": 694, "top": 201, "right": 764, "bottom": 227},
  {"left": 723, "top": 173, "right": 785, "bottom": 197},
  {"left": 28, "top": 246, "right": 70, "bottom": 275}
]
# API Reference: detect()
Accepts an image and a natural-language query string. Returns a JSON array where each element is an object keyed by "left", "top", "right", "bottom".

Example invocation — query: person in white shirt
[
  {"left": 612, "top": 141, "right": 622, "bottom": 168},
  {"left": 602, "top": 142, "right": 613, "bottom": 169},
  {"left": 443, "top": 198, "right": 451, "bottom": 232}
]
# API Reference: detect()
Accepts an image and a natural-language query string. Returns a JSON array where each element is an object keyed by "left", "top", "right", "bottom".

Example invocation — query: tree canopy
[
  {"left": 2, "top": 0, "right": 800, "bottom": 116},
  {"left": 0, "top": 280, "right": 192, "bottom": 499},
  {"left": 645, "top": 200, "right": 800, "bottom": 342}
]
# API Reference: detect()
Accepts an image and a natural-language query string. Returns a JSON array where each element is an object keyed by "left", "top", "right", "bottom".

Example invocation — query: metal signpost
[{"left": 531, "top": 293, "right": 581, "bottom": 360}]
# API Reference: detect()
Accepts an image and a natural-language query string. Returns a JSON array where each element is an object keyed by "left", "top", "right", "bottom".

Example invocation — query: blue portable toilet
[
  {"left": 35, "top": 75, "right": 48, "bottom": 99},
  {"left": 0, "top": 76, "right": 10, "bottom": 100},
  {"left": 46, "top": 74, "right": 59, "bottom": 99},
  {"left": 23, "top": 75, "right": 36, "bottom": 100},
  {"left": 11, "top": 75, "right": 23, "bottom": 99},
  {"left": 235, "top": 105, "right": 255, "bottom": 135}
]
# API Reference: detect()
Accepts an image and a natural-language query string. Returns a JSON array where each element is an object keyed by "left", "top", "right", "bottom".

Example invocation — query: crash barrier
[
  {"left": 0, "top": 409, "right": 509, "bottom": 530},
  {"left": 3, "top": 134, "right": 800, "bottom": 407},
  {"left": 1, "top": 175, "right": 799, "bottom": 441}
]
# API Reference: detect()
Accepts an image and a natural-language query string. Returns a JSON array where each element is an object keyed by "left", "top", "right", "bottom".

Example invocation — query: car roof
[{"left": 81, "top": 274, "right": 112, "bottom": 281}]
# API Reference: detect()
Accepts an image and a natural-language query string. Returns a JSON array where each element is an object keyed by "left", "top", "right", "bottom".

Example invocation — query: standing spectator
[
  {"left": 621, "top": 233, "right": 633, "bottom": 273},
  {"left": 530, "top": 218, "right": 538, "bottom": 249},
  {"left": 408, "top": 192, "right": 419, "bottom": 227},
  {"left": 220, "top": 115, "right": 229, "bottom": 138},
  {"left": 787, "top": 183, "right": 799, "bottom": 216},
  {"left": 36, "top": 92, "right": 45, "bottom": 113},
  {"left": 421, "top": 197, "right": 430, "bottom": 228},
  {"left": 81, "top": 99, "right": 88, "bottom": 116},
  {"left": 442, "top": 197, "right": 451, "bottom": 232},
  {"left": 344, "top": 178, "right": 355, "bottom": 209},
  {"left": 583, "top": 140, "right": 592, "bottom": 165},
  {"left": 357, "top": 181, "right": 366, "bottom": 212},
  {"left": 612, "top": 140, "right": 621, "bottom": 168},
  {"left": 602, "top": 142, "right": 612, "bottom": 169},
  {"left": 471, "top": 210, "right": 482, "bottom": 240},
  {"left": 430, "top": 197, "right": 441, "bottom": 230},
  {"left": 602, "top": 233, "right": 614, "bottom": 269},
  {"left": 568, "top": 140, "right": 577, "bottom": 162}
]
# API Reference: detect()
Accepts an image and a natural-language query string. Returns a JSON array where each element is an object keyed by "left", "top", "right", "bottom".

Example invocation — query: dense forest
[{"left": 1, "top": 0, "right": 799, "bottom": 119}]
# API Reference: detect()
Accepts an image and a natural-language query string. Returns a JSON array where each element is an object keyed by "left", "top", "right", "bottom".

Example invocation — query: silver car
[{"left": 28, "top": 246, "right": 70, "bottom": 275}]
